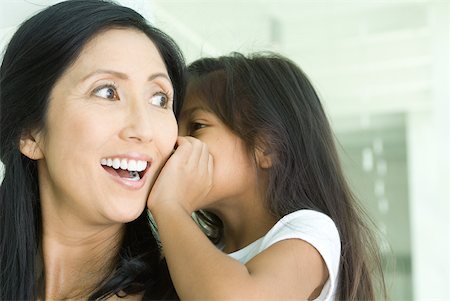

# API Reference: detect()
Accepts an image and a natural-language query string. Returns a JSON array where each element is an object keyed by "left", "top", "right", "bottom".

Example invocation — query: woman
[{"left": 0, "top": 0, "right": 184, "bottom": 299}]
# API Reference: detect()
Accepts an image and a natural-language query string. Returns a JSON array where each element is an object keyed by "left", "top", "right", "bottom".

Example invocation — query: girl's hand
[{"left": 147, "top": 136, "right": 213, "bottom": 214}]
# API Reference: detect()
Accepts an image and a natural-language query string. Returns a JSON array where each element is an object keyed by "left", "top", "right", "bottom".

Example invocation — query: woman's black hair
[
  {"left": 187, "top": 52, "right": 386, "bottom": 300},
  {"left": 0, "top": 0, "right": 185, "bottom": 299}
]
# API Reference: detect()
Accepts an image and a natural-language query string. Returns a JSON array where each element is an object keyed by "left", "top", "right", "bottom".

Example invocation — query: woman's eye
[
  {"left": 150, "top": 92, "right": 170, "bottom": 109},
  {"left": 93, "top": 85, "right": 119, "bottom": 101}
]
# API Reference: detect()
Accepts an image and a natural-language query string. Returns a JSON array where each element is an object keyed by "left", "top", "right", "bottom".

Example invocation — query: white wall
[{"left": 407, "top": 4, "right": 450, "bottom": 300}]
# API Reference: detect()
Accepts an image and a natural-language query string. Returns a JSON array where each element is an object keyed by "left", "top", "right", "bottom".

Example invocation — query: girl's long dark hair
[
  {"left": 0, "top": 0, "right": 185, "bottom": 299},
  {"left": 187, "top": 53, "right": 386, "bottom": 300}
]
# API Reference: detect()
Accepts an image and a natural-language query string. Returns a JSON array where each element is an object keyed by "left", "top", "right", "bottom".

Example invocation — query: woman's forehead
[{"left": 56, "top": 28, "right": 169, "bottom": 85}]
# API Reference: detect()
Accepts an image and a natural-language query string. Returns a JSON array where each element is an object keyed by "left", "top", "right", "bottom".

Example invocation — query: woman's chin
[{"left": 105, "top": 201, "right": 146, "bottom": 224}]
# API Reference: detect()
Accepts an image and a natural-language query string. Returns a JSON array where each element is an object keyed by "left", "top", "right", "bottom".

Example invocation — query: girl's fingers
[
  {"left": 198, "top": 141, "right": 210, "bottom": 171},
  {"left": 177, "top": 136, "right": 208, "bottom": 168},
  {"left": 172, "top": 136, "right": 195, "bottom": 165},
  {"left": 188, "top": 139, "right": 204, "bottom": 167},
  {"left": 208, "top": 153, "right": 214, "bottom": 179},
  {"left": 149, "top": 136, "right": 213, "bottom": 213}
]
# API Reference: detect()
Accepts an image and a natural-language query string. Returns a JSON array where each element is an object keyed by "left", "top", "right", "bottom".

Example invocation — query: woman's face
[{"left": 30, "top": 28, "right": 177, "bottom": 225}]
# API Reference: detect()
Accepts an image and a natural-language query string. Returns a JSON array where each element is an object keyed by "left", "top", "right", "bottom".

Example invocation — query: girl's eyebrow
[
  {"left": 179, "top": 107, "right": 200, "bottom": 120},
  {"left": 81, "top": 69, "right": 171, "bottom": 83},
  {"left": 180, "top": 106, "right": 212, "bottom": 120}
]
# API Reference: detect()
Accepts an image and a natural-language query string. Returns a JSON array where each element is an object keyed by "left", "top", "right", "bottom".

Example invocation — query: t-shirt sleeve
[{"left": 258, "top": 210, "right": 341, "bottom": 301}]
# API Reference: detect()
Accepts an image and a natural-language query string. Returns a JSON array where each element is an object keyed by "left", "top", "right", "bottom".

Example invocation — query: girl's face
[
  {"left": 179, "top": 94, "right": 261, "bottom": 210},
  {"left": 23, "top": 29, "right": 177, "bottom": 225}
]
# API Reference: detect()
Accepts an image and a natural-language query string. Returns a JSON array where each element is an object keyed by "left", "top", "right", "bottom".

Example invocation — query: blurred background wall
[{"left": 1, "top": 1, "right": 449, "bottom": 300}]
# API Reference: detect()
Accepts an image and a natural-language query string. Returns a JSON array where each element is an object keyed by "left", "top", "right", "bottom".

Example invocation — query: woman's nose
[{"left": 119, "top": 105, "right": 154, "bottom": 143}]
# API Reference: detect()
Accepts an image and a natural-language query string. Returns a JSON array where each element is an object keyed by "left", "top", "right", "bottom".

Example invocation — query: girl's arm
[{"left": 148, "top": 137, "right": 328, "bottom": 300}]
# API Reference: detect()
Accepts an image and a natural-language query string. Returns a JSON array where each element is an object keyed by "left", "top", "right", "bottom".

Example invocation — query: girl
[
  {"left": 0, "top": 0, "right": 185, "bottom": 299},
  {"left": 148, "top": 53, "right": 386, "bottom": 300}
]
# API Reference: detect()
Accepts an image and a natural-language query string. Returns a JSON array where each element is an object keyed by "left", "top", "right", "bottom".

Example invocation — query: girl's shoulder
[
  {"left": 262, "top": 209, "right": 340, "bottom": 253},
  {"left": 267, "top": 209, "right": 339, "bottom": 241},
  {"left": 263, "top": 209, "right": 341, "bottom": 300},
  {"left": 229, "top": 209, "right": 341, "bottom": 300},
  {"left": 230, "top": 209, "right": 340, "bottom": 264}
]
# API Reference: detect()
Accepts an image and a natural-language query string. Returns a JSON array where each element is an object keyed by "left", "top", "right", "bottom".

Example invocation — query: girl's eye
[
  {"left": 150, "top": 92, "right": 170, "bottom": 109},
  {"left": 93, "top": 85, "right": 119, "bottom": 101},
  {"left": 189, "top": 122, "right": 206, "bottom": 134}
]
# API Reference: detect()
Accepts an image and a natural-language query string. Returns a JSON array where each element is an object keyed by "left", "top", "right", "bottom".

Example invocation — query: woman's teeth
[{"left": 100, "top": 158, "right": 148, "bottom": 172}]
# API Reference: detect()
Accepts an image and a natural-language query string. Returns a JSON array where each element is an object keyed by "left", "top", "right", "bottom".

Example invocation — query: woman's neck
[{"left": 40, "top": 219, "right": 124, "bottom": 300}]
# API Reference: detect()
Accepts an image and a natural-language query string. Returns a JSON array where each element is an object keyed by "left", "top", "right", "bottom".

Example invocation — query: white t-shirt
[{"left": 227, "top": 209, "right": 341, "bottom": 301}]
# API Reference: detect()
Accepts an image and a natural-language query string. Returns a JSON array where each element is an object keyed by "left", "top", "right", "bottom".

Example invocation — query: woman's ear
[
  {"left": 20, "top": 131, "right": 44, "bottom": 160},
  {"left": 255, "top": 146, "right": 272, "bottom": 169}
]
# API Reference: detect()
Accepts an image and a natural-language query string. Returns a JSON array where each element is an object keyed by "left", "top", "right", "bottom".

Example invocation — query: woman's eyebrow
[
  {"left": 81, "top": 69, "right": 128, "bottom": 81},
  {"left": 148, "top": 72, "right": 171, "bottom": 83},
  {"left": 81, "top": 70, "right": 171, "bottom": 83}
]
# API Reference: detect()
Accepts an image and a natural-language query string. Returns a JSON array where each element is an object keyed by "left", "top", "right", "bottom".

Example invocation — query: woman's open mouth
[{"left": 100, "top": 157, "right": 150, "bottom": 186}]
